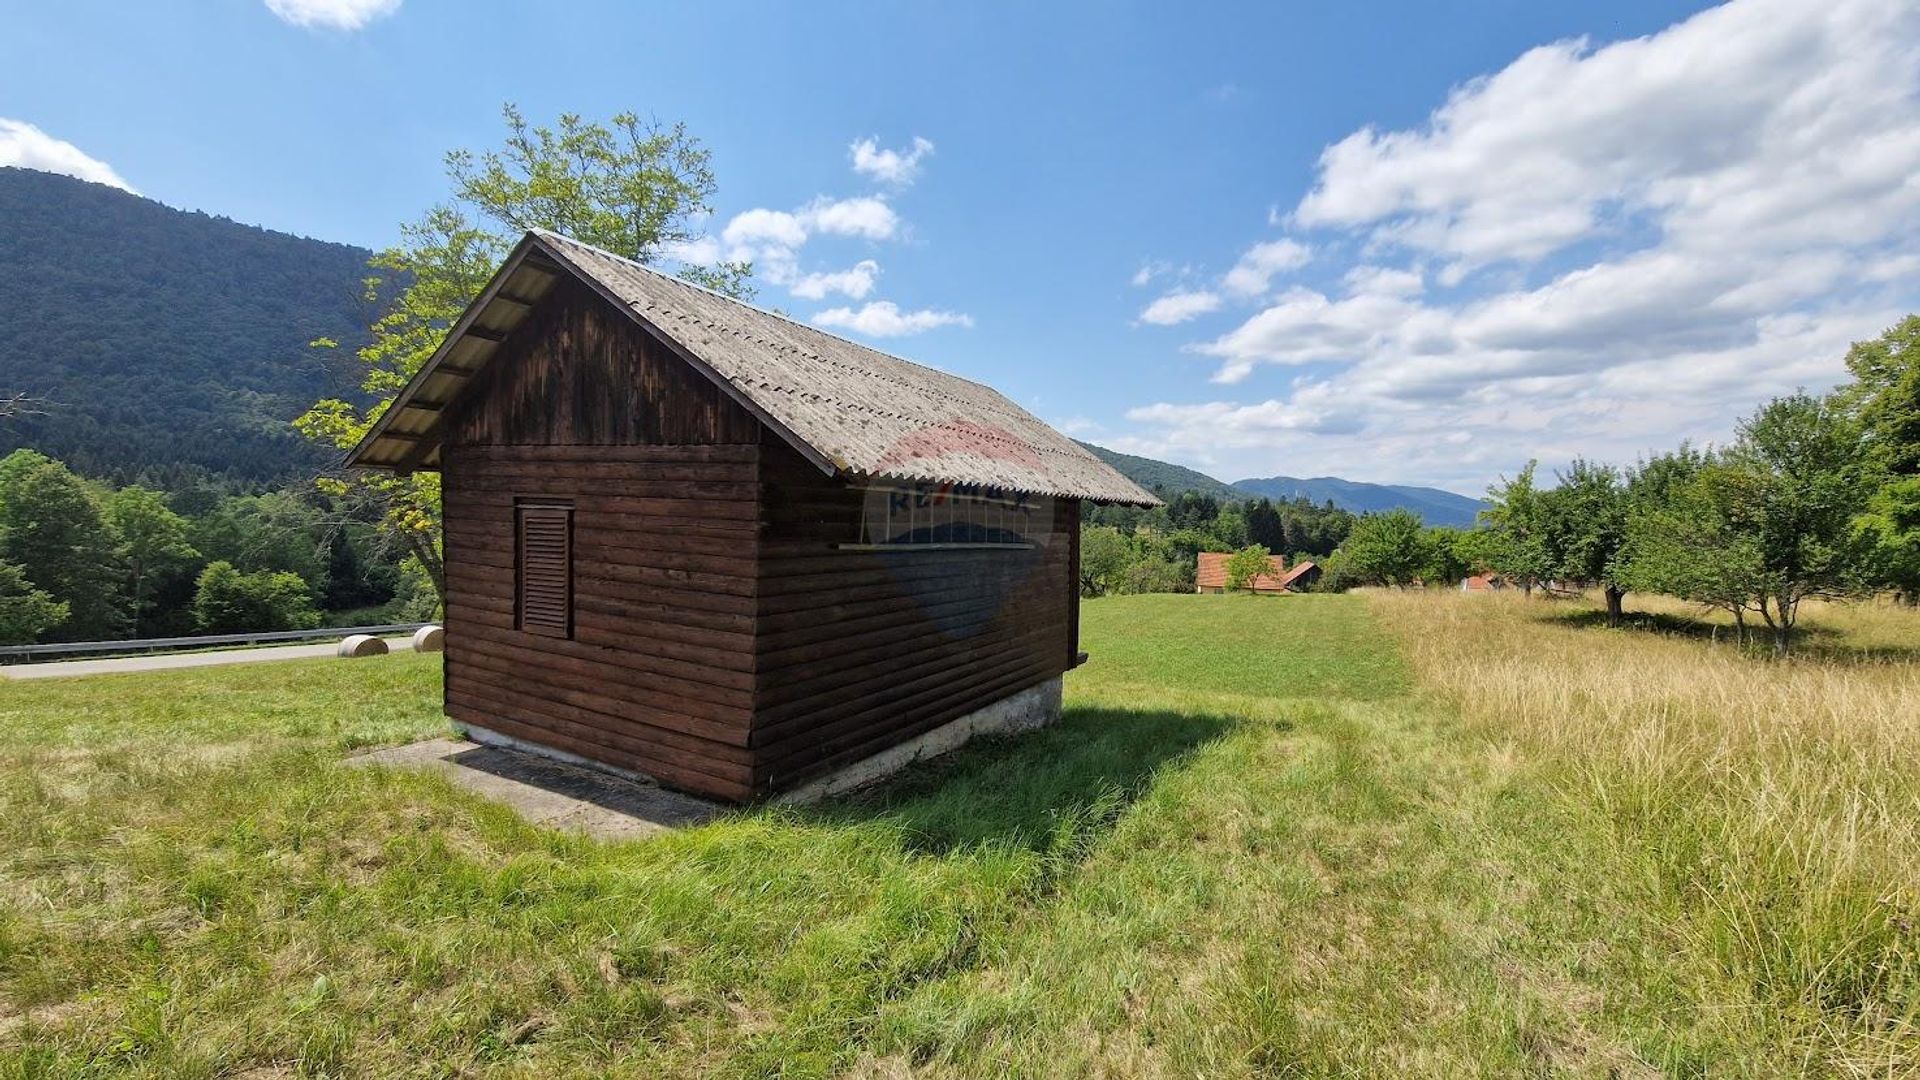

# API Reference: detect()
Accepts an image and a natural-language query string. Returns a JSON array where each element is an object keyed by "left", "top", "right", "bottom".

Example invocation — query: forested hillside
[
  {"left": 1232, "top": 474, "right": 1487, "bottom": 527},
  {"left": 0, "top": 168, "right": 376, "bottom": 486},
  {"left": 1076, "top": 441, "right": 1242, "bottom": 499}
]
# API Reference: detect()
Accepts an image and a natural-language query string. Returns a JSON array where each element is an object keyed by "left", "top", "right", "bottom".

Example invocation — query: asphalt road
[{"left": 0, "top": 637, "right": 417, "bottom": 680}]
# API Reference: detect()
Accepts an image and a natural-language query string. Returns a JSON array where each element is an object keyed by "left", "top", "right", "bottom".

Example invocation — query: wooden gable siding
[
  {"left": 748, "top": 436, "right": 1079, "bottom": 793},
  {"left": 446, "top": 275, "right": 762, "bottom": 448},
  {"left": 439, "top": 280, "right": 766, "bottom": 802}
]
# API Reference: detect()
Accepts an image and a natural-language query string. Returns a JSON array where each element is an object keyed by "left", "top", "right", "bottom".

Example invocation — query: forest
[{"left": 0, "top": 447, "right": 433, "bottom": 645}]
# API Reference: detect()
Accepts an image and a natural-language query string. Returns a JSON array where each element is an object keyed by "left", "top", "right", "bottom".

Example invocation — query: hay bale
[
  {"left": 411, "top": 625, "right": 445, "bottom": 653},
  {"left": 337, "top": 634, "right": 389, "bottom": 658}
]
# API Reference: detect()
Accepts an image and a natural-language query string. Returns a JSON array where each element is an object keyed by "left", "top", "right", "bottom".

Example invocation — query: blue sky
[{"left": 6, "top": 0, "right": 1918, "bottom": 495}]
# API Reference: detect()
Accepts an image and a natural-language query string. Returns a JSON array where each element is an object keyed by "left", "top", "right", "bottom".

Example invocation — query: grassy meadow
[{"left": 1, "top": 591, "right": 1916, "bottom": 1076}]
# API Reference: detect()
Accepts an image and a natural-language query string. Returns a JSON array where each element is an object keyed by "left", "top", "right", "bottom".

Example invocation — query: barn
[{"left": 348, "top": 230, "right": 1158, "bottom": 802}]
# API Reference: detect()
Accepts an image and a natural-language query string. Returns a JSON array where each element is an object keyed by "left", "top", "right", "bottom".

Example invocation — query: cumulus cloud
[
  {"left": 789, "top": 260, "right": 880, "bottom": 301},
  {"left": 813, "top": 301, "right": 973, "bottom": 337},
  {"left": 0, "top": 119, "right": 135, "bottom": 192},
  {"left": 1221, "top": 239, "right": 1311, "bottom": 297},
  {"left": 1138, "top": 290, "right": 1222, "bottom": 326},
  {"left": 263, "top": 0, "right": 400, "bottom": 30},
  {"left": 713, "top": 196, "right": 901, "bottom": 289},
  {"left": 1124, "top": 0, "right": 1920, "bottom": 488},
  {"left": 850, "top": 136, "right": 934, "bottom": 185}
]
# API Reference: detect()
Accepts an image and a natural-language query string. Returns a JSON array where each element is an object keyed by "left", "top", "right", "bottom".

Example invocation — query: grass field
[{"left": 1, "top": 592, "right": 1916, "bottom": 1077}]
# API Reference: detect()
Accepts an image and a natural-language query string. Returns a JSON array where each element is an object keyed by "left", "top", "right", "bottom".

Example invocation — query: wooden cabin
[{"left": 348, "top": 230, "right": 1157, "bottom": 802}]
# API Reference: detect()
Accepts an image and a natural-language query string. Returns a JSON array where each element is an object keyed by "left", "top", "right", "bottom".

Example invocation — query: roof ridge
[{"left": 529, "top": 228, "right": 1001, "bottom": 396}]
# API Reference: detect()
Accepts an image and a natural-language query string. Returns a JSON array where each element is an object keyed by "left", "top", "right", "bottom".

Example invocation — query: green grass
[{"left": 1, "top": 592, "right": 1914, "bottom": 1076}]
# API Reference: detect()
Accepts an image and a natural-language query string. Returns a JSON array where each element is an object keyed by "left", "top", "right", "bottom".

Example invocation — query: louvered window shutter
[{"left": 516, "top": 502, "right": 573, "bottom": 638}]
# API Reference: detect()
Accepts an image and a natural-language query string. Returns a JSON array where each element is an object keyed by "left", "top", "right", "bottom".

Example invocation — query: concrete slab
[
  {"left": 1, "top": 637, "right": 417, "bottom": 680},
  {"left": 348, "top": 737, "right": 725, "bottom": 841}
]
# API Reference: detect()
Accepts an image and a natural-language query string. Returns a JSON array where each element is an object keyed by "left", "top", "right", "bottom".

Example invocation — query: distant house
[
  {"left": 348, "top": 229, "right": 1158, "bottom": 802},
  {"left": 1196, "top": 552, "right": 1318, "bottom": 594},
  {"left": 1461, "top": 573, "right": 1508, "bottom": 592}
]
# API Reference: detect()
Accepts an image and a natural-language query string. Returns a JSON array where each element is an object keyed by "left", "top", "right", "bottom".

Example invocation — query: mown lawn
[{"left": 1, "top": 592, "right": 1915, "bottom": 1077}]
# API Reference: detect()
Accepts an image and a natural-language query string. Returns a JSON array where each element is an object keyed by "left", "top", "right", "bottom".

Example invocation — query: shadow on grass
[
  {"left": 1547, "top": 608, "right": 1920, "bottom": 663},
  {"left": 803, "top": 704, "right": 1246, "bottom": 858}
]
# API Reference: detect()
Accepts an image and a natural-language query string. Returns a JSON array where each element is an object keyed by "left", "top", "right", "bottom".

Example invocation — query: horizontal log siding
[
  {"left": 749, "top": 440, "right": 1078, "bottom": 793},
  {"left": 439, "top": 284, "right": 767, "bottom": 801}
]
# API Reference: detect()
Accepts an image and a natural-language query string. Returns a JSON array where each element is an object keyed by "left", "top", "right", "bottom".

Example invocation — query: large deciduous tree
[
  {"left": 298, "top": 105, "right": 753, "bottom": 603},
  {"left": 103, "top": 485, "right": 199, "bottom": 635},
  {"left": 0, "top": 450, "right": 127, "bottom": 640}
]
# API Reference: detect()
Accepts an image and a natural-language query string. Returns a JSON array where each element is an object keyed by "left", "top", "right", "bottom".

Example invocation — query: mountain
[
  {"left": 1231, "top": 475, "right": 1487, "bottom": 527},
  {"left": 0, "top": 167, "right": 376, "bottom": 486},
  {"left": 1075, "top": 441, "right": 1241, "bottom": 500}
]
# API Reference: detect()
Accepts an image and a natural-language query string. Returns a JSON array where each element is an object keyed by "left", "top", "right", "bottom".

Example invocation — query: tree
[
  {"left": 1338, "top": 509, "right": 1429, "bottom": 588},
  {"left": 1539, "top": 460, "right": 1631, "bottom": 624},
  {"left": 1211, "top": 506, "right": 1250, "bottom": 548},
  {"left": 1224, "top": 544, "right": 1275, "bottom": 593},
  {"left": 1244, "top": 498, "right": 1285, "bottom": 552},
  {"left": 0, "top": 561, "right": 65, "bottom": 645},
  {"left": 1420, "top": 527, "right": 1472, "bottom": 588},
  {"left": 1079, "top": 525, "right": 1134, "bottom": 597},
  {"left": 103, "top": 485, "right": 199, "bottom": 635},
  {"left": 298, "top": 104, "right": 751, "bottom": 605},
  {"left": 0, "top": 450, "right": 127, "bottom": 639},
  {"left": 1621, "top": 398, "right": 1878, "bottom": 652},
  {"left": 191, "top": 562, "right": 321, "bottom": 634},
  {"left": 1840, "top": 316, "right": 1920, "bottom": 601},
  {"left": 1719, "top": 393, "right": 1878, "bottom": 651},
  {"left": 1478, "top": 462, "right": 1551, "bottom": 595},
  {"left": 1619, "top": 453, "right": 1768, "bottom": 641}
]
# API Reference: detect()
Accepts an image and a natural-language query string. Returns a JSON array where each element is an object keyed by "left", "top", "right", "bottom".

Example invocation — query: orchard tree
[
  {"left": 298, "top": 105, "right": 753, "bottom": 603},
  {"left": 1539, "top": 460, "right": 1631, "bottom": 624},
  {"left": 1339, "top": 509, "right": 1428, "bottom": 588},
  {"left": 1079, "top": 525, "right": 1134, "bottom": 597},
  {"left": 1619, "top": 457, "right": 1769, "bottom": 641},
  {"left": 1840, "top": 316, "right": 1920, "bottom": 601},
  {"left": 1224, "top": 544, "right": 1275, "bottom": 593},
  {"left": 1479, "top": 462, "right": 1551, "bottom": 595}
]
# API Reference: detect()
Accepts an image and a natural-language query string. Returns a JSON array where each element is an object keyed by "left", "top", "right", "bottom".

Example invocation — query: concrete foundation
[
  {"left": 774, "top": 676, "right": 1064, "bottom": 805},
  {"left": 450, "top": 675, "right": 1064, "bottom": 810}
]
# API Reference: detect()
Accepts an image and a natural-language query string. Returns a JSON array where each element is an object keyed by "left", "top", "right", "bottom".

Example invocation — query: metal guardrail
[{"left": 0, "top": 624, "right": 432, "bottom": 664}]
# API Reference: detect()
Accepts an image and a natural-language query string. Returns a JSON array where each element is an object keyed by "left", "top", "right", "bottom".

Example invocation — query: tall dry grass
[{"left": 1367, "top": 589, "right": 1920, "bottom": 1069}]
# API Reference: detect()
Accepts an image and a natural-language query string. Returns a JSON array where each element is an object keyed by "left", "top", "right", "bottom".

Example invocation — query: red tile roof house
[
  {"left": 1195, "top": 552, "right": 1319, "bottom": 594},
  {"left": 1460, "top": 573, "right": 1510, "bottom": 591}
]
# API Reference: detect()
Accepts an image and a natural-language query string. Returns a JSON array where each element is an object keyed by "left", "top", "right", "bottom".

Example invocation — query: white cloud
[
  {"left": 1221, "top": 239, "right": 1311, "bottom": 297},
  {"left": 0, "top": 119, "right": 135, "bottom": 193},
  {"left": 263, "top": 0, "right": 400, "bottom": 30},
  {"left": 850, "top": 136, "right": 934, "bottom": 185},
  {"left": 1138, "top": 289, "right": 1222, "bottom": 326},
  {"left": 813, "top": 301, "right": 973, "bottom": 337},
  {"left": 801, "top": 196, "right": 898, "bottom": 240},
  {"left": 1118, "top": 0, "right": 1920, "bottom": 490},
  {"left": 715, "top": 197, "right": 898, "bottom": 291},
  {"left": 789, "top": 260, "right": 880, "bottom": 301}
]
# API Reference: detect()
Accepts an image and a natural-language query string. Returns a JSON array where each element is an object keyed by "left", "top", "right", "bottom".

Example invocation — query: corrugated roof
[{"left": 348, "top": 230, "right": 1159, "bottom": 507}]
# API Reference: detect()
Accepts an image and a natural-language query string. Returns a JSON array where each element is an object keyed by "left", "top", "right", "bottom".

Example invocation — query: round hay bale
[
  {"left": 411, "top": 624, "right": 445, "bottom": 653},
  {"left": 337, "top": 634, "right": 389, "bottom": 658}
]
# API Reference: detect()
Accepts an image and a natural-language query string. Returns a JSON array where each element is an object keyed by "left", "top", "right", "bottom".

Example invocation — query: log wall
[{"left": 750, "top": 437, "right": 1078, "bottom": 792}]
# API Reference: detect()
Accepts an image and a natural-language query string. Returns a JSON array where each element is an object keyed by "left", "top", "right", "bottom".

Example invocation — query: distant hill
[
  {"left": 1075, "top": 441, "right": 1242, "bottom": 500},
  {"left": 1231, "top": 475, "right": 1487, "bottom": 527},
  {"left": 0, "top": 167, "right": 376, "bottom": 486}
]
